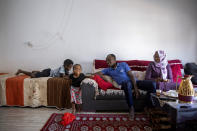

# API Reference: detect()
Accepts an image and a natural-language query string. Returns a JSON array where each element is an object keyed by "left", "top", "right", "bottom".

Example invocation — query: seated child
[
  {"left": 69, "top": 64, "right": 86, "bottom": 114},
  {"left": 15, "top": 59, "right": 73, "bottom": 78}
]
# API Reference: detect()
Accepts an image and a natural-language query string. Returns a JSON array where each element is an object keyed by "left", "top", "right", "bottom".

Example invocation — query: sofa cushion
[
  {"left": 92, "top": 59, "right": 183, "bottom": 100},
  {"left": 96, "top": 89, "right": 147, "bottom": 100},
  {"left": 132, "top": 71, "right": 146, "bottom": 80},
  {"left": 93, "top": 60, "right": 151, "bottom": 72},
  {"left": 93, "top": 59, "right": 183, "bottom": 81},
  {"left": 168, "top": 59, "right": 183, "bottom": 69},
  {"left": 92, "top": 75, "right": 113, "bottom": 91},
  {"left": 102, "top": 75, "right": 121, "bottom": 89},
  {"left": 170, "top": 64, "right": 182, "bottom": 83}
]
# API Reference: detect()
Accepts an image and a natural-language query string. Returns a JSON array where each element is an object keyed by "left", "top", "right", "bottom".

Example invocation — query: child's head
[
  {"left": 64, "top": 59, "right": 74, "bottom": 71},
  {"left": 73, "top": 64, "right": 82, "bottom": 76}
]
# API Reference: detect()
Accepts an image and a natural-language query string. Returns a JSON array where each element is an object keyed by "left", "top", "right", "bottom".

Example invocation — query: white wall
[{"left": 0, "top": 0, "right": 197, "bottom": 73}]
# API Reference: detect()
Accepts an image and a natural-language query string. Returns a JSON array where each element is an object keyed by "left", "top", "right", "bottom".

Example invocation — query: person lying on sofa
[
  {"left": 15, "top": 59, "right": 73, "bottom": 78},
  {"left": 145, "top": 50, "right": 178, "bottom": 91},
  {"left": 96, "top": 54, "right": 156, "bottom": 119}
]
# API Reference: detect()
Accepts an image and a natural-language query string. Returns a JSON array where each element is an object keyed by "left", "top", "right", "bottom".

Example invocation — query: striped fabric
[
  {"left": 0, "top": 74, "right": 71, "bottom": 109},
  {"left": 6, "top": 75, "right": 29, "bottom": 106},
  {"left": 0, "top": 74, "right": 15, "bottom": 105},
  {"left": 47, "top": 77, "right": 72, "bottom": 109}
]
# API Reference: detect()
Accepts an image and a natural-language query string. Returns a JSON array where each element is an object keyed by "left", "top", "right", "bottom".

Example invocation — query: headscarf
[{"left": 154, "top": 50, "right": 168, "bottom": 80}]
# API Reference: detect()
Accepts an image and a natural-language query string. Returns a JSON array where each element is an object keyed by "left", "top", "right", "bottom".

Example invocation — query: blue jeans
[
  {"left": 121, "top": 80, "right": 156, "bottom": 108},
  {"left": 136, "top": 80, "right": 156, "bottom": 107},
  {"left": 121, "top": 81, "right": 133, "bottom": 108},
  {"left": 136, "top": 80, "right": 156, "bottom": 93}
]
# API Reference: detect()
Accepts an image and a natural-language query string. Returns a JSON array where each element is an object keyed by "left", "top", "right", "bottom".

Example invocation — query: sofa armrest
[
  {"left": 80, "top": 78, "right": 98, "bottom": 111},
  {"left": 81, "top": 83, "right": 97, "bottom": 111},
  {"left": 81, "top": 83, "right": 95, "bottom": 100}
]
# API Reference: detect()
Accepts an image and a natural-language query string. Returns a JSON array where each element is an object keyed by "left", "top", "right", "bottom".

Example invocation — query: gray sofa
[
  {"left": 80, "top": 59, "right": 184, "bottom": 112},
  {"left": 81, "top": 81, "right": 147, "bottom": 112}
]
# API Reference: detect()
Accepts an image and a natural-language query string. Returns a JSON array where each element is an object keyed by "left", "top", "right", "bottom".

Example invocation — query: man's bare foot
[
  {"left": 15, "top": 69, "right": 22, "bottom": 75},
  {"left": 129, "top": 106, "right": 135, "bottom": 120}
]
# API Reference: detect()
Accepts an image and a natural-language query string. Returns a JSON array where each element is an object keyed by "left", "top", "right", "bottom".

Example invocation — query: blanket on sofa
[{"left": 0, "top": 74, "right": 71, "bottom": 109}]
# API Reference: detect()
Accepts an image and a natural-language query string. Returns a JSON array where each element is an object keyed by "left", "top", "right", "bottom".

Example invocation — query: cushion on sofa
[
  {"left": 102, "top": 75, "right": 121, "bottom": 89},
  {"left": 132, "top": 71, "right": 146, "bottom": 80},
  {"left": 170, "top": 64, "right": 182, "bottom": 83},
  {"left": 93, "top": 59, "right": 183, "bottom": 81},
  {"left": 93, "top": 60, "right": 151, "bottom": 72},
  {"left": 92, "top": 75, "right": 113, "bottom": 91},
  {"left": 92, "top": 59, "right": 183, "bottom": 97}
]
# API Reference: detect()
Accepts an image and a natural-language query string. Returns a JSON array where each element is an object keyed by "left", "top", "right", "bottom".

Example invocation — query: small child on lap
[{"left": 69, "top": 64, "right": 86, "bottom": 114}]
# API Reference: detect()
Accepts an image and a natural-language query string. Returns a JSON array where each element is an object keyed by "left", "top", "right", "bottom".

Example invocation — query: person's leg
[
  {"left": 121, "top": 81, "right": 134, "bottom": 119},
  {"left": 39, "top": 68, "right": 51, "bottom": 77},
  {"left": 76, "top": 104, "right": 81, "bottom": 112},
  {"left": 137, "top": 80, "right": 156, "bottom": 107},
  {"left": 70, "top": 86, "right": 77, "bottom": 114},
  {"left": 75, "top": 87, "right": 82, "bottom": 112},
  {"left": 32, "top": 68, "right": 51, "bottom": 78},
  {"left": 15, "top": 69, "right": 36, "bottom": 77},
  {"left": 137, "top": 80, "right": 156, "bottom": 93},
  {"left": 72, "top": 103, "right": 76, "bottom": 114}
]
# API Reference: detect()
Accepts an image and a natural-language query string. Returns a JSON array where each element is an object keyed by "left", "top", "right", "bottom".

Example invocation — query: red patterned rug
[{"left": 41, "top": 113, "right": 152, "bottom": 131}]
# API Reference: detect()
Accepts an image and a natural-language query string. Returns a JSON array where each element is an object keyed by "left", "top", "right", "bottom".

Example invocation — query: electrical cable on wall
[{"left": 24, "top": 0, "right": 74, "bottom": 50}]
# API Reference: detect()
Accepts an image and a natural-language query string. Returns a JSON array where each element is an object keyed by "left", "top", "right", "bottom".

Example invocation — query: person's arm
[
  {"left": 84, "top": 72, "right": 102, "bottom": 79},
  {"left": 124, "top": 62, "right": 139, "bottom": 98},
  {"left": 85, "top": 75, "right": 93, "bottom": 78},
  {"left": 94, "top": 69, "right": 109, "bottom": 82},
  {"left": 127, "top": 70, "right": 139, "bottom": 98},
  {"left": 59, "top": 66, "right": 69, "bottom": 78},
  {"left": 80, "top": 73, "right": 86, "bottom": 80},
  {"left": 145, "top": 63, "right": 154, "bottom": 80},
  {"left": 95, "top": 71, "right": 103, "bottom": 76}
]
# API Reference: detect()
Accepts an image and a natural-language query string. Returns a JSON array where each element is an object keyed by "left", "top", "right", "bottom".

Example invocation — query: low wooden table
[{"left": 151, "top": 93, "right": 197, "bottom": 129}]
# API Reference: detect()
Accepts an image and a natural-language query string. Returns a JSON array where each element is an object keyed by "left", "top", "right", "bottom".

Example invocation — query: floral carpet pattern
[{"left": 41, "top": 113, "right": 152, "bottom": 131}]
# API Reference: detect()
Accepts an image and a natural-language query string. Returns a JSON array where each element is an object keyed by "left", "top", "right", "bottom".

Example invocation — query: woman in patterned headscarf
[{"left": 145, "top": 50, "right": 177, "bottom": 91}]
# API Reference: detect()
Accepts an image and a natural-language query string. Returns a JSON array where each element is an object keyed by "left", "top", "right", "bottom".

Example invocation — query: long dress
[{"left": 145, "top": 62, "right": 179, "bottom": 91}]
